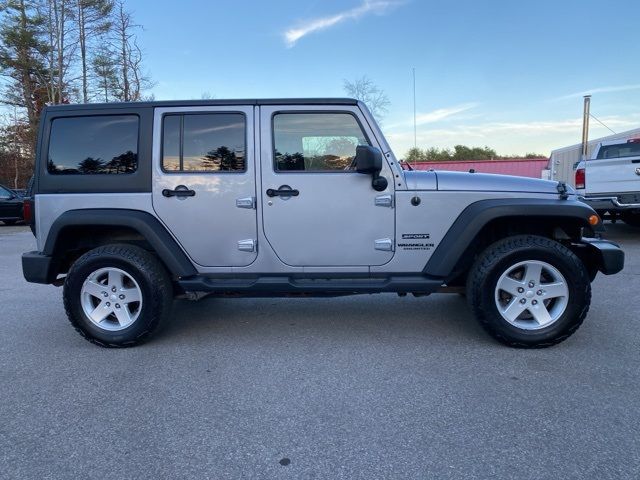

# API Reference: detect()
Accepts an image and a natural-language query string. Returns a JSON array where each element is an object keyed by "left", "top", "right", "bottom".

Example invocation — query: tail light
[
  {"left": 575, "top": 168, "right": 586, "bottom": 189},
  {"left": 22, "top": 198, "right": 32, "bottom": 223},
  {"left": 23, "top": 197, "right": 36, "bottom": 236}
]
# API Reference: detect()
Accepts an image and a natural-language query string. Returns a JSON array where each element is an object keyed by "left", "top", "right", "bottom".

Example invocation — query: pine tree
[{"left": 0, "top": 0, "right": 50, "bottom": 153}]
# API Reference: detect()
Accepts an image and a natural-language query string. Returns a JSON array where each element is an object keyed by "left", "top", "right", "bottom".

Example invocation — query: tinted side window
[
  {"left": 273, "top": 113, "right": 370, "bottom": 172},
  {"left": 597, "top": 142, "right": 640, "bottom": 159},
  {"left": 48, "top": 115, "right": 138, "bottom": 174},
  {"left": 162, "top": 113, "right": 246, "bottom": 172}
]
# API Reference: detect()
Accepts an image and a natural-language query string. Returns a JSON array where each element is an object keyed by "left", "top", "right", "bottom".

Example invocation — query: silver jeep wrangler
[{"left": 22, "top": 98, "right": 624, "bottom": 348}]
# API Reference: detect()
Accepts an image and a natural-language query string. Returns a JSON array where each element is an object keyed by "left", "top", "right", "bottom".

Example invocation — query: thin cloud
[
  {"left": 555, "top": 84, "right": 640, "bottom": 101},
  {"left": 284, "top": 1, "right": 404, "bottom": 47},
  {"left": 386, "top": 114, "right": 640, "bottom": 143},
  {"left": 386, "top": 103, "right": 479, "bottom": 129},
  {"left": 385, "top": 114, "right": 640, "bottom": 156},
  {"left": 415, "top": 103, "right": 479, "bottom": 125}
]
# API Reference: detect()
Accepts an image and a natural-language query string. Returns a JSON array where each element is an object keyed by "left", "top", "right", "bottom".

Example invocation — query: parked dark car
[{"left": 0, "top": 184, "right": 24, "bottom": 225}]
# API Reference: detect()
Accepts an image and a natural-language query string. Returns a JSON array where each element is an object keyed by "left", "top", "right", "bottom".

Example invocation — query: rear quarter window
[
  {"left": 596, "top": 142, "right": 640, "bottom": 159},
  {"left": 47, "top": 115, "right": 139, "bottom": 174}
]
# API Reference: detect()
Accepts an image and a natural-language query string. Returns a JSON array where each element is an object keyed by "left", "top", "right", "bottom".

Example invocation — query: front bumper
[
  {"left": 22, "top": 251, "right": 58, "bottom": 284},
  {"left": 580, "top": 238, "right": 624, "bottom": 275}
]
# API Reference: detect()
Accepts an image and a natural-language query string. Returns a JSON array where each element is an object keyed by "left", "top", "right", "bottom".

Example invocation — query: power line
[{"left": 589, "top": 113, "right": 617, "bottom": 135}]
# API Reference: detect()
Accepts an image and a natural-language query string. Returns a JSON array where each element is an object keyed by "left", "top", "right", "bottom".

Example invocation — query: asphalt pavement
[{"left": 1, "top": 223, "right": 639, "bottom": 479}]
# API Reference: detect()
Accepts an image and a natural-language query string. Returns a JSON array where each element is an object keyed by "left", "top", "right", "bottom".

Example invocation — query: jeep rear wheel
[
  {"left": 467, "top": 235, "right": 591, "bottom": 348},
  {"left": 63, "top": 244, "right": 173, "bottom": 347}
]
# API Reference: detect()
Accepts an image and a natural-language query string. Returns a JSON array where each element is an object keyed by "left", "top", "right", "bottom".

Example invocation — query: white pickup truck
[{"left": 575, "top": 138, "right": 640, "bottom": 227}]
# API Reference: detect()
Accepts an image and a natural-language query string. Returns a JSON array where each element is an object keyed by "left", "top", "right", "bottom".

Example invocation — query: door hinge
[
  {"left": 236, "top": 196, "right": 256, "bottom": 209},
  {"left": 374, "top": 238, "right": 394, "bottom": 252},
  {"left": 374, "top": 194, "right": 394, "bottom": 208},
  {"left": 237, "top": 239, "right": 256, "bottom": 252}
]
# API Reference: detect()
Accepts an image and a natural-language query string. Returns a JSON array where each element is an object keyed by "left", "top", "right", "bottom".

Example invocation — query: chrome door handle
[
  {"left": 374, "top": 194, "right": 393, "bottom": 208},
  {"left": 236, "top": 196, "right": 256, "bottom": 209}
]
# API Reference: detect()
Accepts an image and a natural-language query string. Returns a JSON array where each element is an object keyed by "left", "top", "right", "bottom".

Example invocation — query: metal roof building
[
  {"left": 403, "top": 158, "right": 550, "bottom": 179},
  {"left": 550, "top": 127, "right": 640, "bottom": 186}
]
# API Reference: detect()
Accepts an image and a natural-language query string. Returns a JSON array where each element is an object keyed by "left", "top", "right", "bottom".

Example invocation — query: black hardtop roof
[{"left": 44, "top": 97, "right": 360, "bottom": 112}]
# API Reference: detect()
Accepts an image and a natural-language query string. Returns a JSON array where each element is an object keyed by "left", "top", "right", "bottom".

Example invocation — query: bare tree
[
  {"left": 40, "top": 0, "right": 79, "bottom": 104},
  {"left": 108, "top": 0, "right": 152, "bottom": 102},
  {"left": 76, "top": 0, "right": 112, "bottom": 103},
  {"left": 343, "top": 76, "right": 390, "bottom": 122},
  {"left": 0, "top": 108, "right": 34, "bottom": 188}
]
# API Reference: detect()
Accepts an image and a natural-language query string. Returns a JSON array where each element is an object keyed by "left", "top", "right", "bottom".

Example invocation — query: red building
[{"left": 403, "top": 158, "right": 550, "bottom": 179}]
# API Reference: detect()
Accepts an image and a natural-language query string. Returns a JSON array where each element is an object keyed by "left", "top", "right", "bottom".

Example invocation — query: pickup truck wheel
[
  {"left": 467, "top": 235, "right": 591, "bottom": 348},
  {"left": 63, "top": 244, "right": 173, "bottom": 347},
  {"left": 622, "top": 212, "right": 640, "bottom": 228}
]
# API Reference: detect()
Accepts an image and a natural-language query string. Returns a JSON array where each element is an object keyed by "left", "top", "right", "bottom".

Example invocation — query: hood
[{"left": 404, "top": 170, "right": 571, "bottom": 195}]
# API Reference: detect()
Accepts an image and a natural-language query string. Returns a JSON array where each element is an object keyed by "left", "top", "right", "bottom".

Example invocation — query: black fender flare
[
  {"left": 44, "top": 209, "right": 197, "bottom": 277},
  {"left": 423, "top": 198, "right": 603, "bottom": 278}
]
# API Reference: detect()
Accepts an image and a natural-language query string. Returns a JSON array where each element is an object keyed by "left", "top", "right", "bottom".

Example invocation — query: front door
[
  {"left": 260, "top": 106, "right": 395, "bottom": 267},
  {"left": 152, "top": 106, "right": 258, "bottom": 267}
]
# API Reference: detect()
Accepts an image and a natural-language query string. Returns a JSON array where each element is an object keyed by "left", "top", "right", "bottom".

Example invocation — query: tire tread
[
  {"left": 467, "top": 235, "right": 591, "bottom": 348},
  {"left": 63, "top": 244, "right": 172, "bottom": 348}
]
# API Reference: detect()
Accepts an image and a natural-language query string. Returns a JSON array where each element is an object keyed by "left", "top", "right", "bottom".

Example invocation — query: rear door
[
  {"left": 259, "top": 105, "right": 395, "bottom": 267},
  {"left": 152, "top": 106, "right": 258, "bottom": 267},
  {"left": 586, "top": 140, "right": 640, "bottom": 194}
]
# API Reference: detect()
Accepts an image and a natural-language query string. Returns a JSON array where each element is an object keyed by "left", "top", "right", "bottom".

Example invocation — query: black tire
[
  {"left": 63, "top": 244, "right": 173, "bottom": 347},
  {"left": 466, "top": 235, "right": 591, "bottom": 348},
  {"left": 622, "top": 212, "right": 640, "bottom": 228}
]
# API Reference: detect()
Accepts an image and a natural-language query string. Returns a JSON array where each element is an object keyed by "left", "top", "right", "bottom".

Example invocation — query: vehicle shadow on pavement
[{"left": 161, "top": 293, "right": 489, "bottom": 347}]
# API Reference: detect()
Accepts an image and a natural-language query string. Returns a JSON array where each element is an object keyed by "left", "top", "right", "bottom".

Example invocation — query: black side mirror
[
  {"left": 355, "top": 145, "right": 382, "bottom": 174},
  {"left": 354, "top": 145, "right": 388, "bottom": 192}
]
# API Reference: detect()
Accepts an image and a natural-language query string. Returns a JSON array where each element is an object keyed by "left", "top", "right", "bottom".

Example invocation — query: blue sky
[{"left": 134, "top": 0, "right": 640, "bottom": 156}]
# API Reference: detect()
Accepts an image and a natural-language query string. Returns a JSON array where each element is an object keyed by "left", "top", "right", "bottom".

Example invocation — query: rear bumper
[
  {"left": 580, "top": 194, "right": 640, "bottom": 212},
  {"left": 22, "top": 251, "right": 58, "bottom": 284},
  {"left": 580, "top": 238, "right": 624, "bottom": 275}
]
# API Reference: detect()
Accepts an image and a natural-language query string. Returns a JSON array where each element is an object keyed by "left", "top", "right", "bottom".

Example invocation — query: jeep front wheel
[
  {"left": 467, "top": 235, "right": 591, "bottom": 348},
  {"left": 63, "top": 244, "right": 173, "bottom": 347}
]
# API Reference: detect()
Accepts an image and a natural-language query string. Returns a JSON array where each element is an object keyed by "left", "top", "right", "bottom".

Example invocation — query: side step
[{"left": 177, "top": 275, "right": 443, "bottom": 297}]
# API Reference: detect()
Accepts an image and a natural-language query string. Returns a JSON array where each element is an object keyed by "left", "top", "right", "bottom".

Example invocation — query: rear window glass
[
  {"left": 596, "top": 142, "right": 640, "bottom": 159},
  {"left": 162, "top": 113, "right": 246, "bottom": 172},
  {"left": 47, "top": 115, "right": 138, "bottom": 174}
]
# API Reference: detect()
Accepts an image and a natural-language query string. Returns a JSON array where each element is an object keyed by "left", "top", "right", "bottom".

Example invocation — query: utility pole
[{"left": 581, "top": 95, "right": 591, "bottom": 161}]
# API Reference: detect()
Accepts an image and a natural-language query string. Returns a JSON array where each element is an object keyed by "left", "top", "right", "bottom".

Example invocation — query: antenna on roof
[
  {"left": 412, "top": 68, "right": 418, "bottom": 171},
  {"left": 412, "top": 68, "right": 417, "bottom": 150}
]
